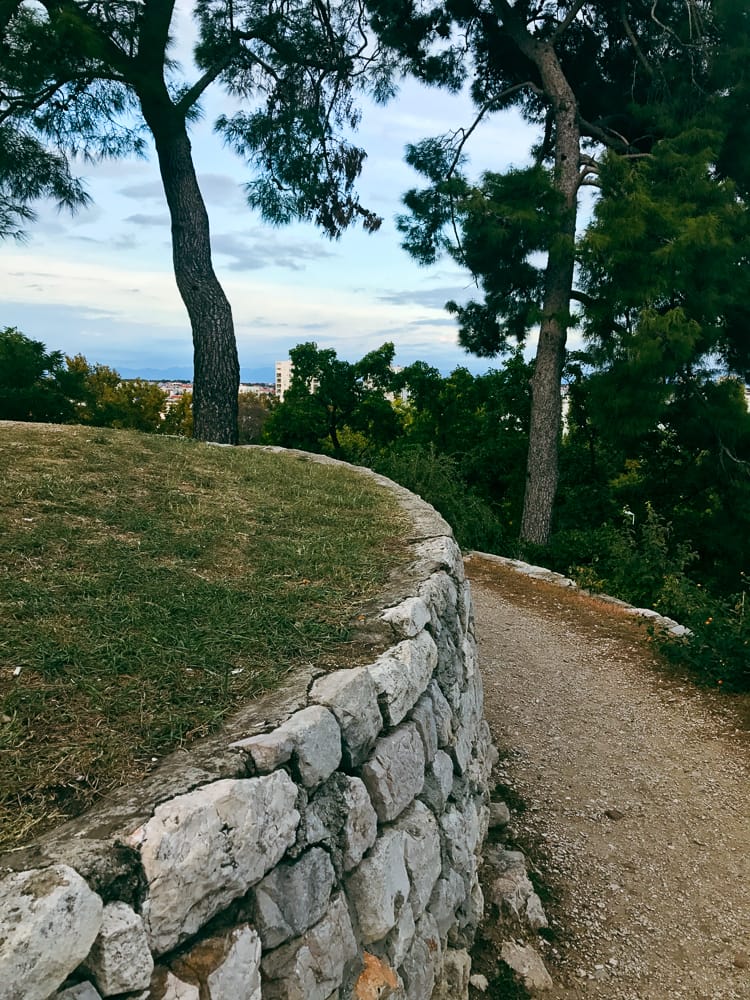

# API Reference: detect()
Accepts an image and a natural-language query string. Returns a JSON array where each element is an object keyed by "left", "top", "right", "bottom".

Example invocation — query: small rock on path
[{"left": 468, "top": 554, "right": 750, "bottom": 1000}]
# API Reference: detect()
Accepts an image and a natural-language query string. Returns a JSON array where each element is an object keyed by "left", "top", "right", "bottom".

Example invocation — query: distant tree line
[{"left": 0, "top": 326, "right": 276, "bottom": 443}]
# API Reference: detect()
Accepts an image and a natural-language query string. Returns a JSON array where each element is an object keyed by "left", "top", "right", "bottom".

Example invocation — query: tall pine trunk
[
  {"left": 144, "top": 104, "right": 239, "bottom": 444},
  {"left": 506, "top": 27, "right": 580, "bottom": 546}
]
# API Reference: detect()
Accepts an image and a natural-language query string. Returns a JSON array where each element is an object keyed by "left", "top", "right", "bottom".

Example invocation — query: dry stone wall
[{"left": 0, "top": 452, "right": 497, "bottom": 1000}]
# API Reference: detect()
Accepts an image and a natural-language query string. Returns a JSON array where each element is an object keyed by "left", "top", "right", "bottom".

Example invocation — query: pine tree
[
  {"left": 0, "top": 0, "right": 391, "bottom": 442},
  {"left": 366, "top": 0, "right": 722, "bottom": 544}
]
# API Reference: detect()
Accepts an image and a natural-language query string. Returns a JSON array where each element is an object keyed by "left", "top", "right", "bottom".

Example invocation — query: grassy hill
[{"left": 0, "top": 423, "right": 407, "bottom": 851}]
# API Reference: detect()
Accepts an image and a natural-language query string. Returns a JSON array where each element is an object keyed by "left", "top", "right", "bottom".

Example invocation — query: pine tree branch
[
  {"left": 447, "top": 81, "right": 537, "bottom": 178},
  {"left": 649, "top": 0, "right": 683, "bottom": 45},
  {"left": 578, "top": 153, "right": 601, "bottom": 185},
  {"left": 552, "top": 0, "right": 588, "bottom": 42},
  {"left": 718, "top": 440, "right": 750, "bottom": 472},
  {"left": 176, "top": 55, "right": 239, "bottom": 117},
  {"left": 570, "top": 290, "right": 628, "bottom": 334},
  {"left": 0, "top": 81, "right": 67, "bottom": 123},
  {"left": 620, "top": 0, "right": 654, "bottom": 78},
  {"left": 577, "top": 114, "right": 634, "bottom": 152}
]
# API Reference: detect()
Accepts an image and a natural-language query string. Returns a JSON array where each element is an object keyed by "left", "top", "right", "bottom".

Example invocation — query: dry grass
[{"left": 0, "top": 423, "right": 408, "bottom": 850}]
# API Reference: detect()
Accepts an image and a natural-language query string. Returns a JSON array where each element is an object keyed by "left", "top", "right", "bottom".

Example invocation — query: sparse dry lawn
[{"left": 0, "top": 423, "right": 408, "bottom": 850}]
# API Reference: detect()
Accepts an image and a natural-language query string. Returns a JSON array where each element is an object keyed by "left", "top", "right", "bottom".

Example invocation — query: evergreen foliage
[
  {"left": 264, "top": 341, "right": 401, "bottom": 454},
  {"left": 0, "top": 326, "right": 78, "bottom": 422},
  {"left": 367, "top": 0, "right": 746, "bottom": 545}
]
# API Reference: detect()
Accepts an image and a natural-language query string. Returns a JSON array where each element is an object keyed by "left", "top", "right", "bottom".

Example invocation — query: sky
[{"left": 0, "top": 12, "right": 542, "bottom": 383}]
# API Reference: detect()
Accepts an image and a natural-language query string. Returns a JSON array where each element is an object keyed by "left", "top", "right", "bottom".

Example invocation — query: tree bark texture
[
  {"left": 504, "top": 22, "right": 580, "bottom": 545},
  {"left": 144, "top": 104, "right": 239, "bottom": 444}
]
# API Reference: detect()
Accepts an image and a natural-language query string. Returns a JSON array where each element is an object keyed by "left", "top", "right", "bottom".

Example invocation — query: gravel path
[{"left": 467, "top": 554, "right": 750, "bottom": 1000}]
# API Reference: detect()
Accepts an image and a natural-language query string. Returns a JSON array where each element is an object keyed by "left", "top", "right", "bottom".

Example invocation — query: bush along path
[{"left": 466, "top": 553, "right": 750, "bottom": 1000}]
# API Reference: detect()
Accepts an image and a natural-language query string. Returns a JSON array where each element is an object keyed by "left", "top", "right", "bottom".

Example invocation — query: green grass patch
[{"left": 0, "top": 423, "right": 408, "bottom": 850}]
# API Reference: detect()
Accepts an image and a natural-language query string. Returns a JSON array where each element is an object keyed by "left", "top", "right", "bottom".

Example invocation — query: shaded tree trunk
[
  {"left": 504, "top": 21, "right": 580, "bottom": 545},
  {"left": 144, "top": 103, "right": 239, "bottom": 444}
]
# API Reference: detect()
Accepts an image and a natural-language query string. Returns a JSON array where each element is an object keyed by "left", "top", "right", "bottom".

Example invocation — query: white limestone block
[
  {"left": 427, "top": 868, "right": 464, "bottom": 938},
  {"left": 462, "top": 633, "right": 478, "bottom": 680},
  {"left": 385, "top": 901, "right": 416, "bottom": 967},
  {"left": 393, "top": 801, "right": 442, "bottom": 916},
  {"left": 55, "top": 985, "right": 102, "bottom": 1000},
  {"left": 526, "top": 891, "right": 549, "bottom": 931},
  {"left": 453, "top": 721, "right": 474, "bottom": 776},
  {"left": 500, "top": 942, "right": 553, "bottom": 992},
  {"left": 440, "top": 801, "right": 482, "bottom": 880},
  {"left": 309, "top": 668, "right": 382, "bottom": 767},
  {"left": 361, "top": 723, "right": 425, "bottom": 823},
  {"left": 158, "top": 972, "right": 200, "bottom": 1000},
  {"left": 283, "top": 705, "right": 342, "bottom": 787},
  {"left": 228, "top": 728, "right": 294, "bottom": 772},
  {"left": 0, "top": 864, "right": 103, "bottom": 1000},
  {"left": 413, "top": 537, "right": 465, "bottom": 582},
  {"left": 206, "top": 926, "right": 262, "bottom": 1000},
  {"left": 452, "top": 873, "right": 484, "bottom": 947},
  {"left": 345, "top": 829, "right": 410, "bottom": 943},
  {"left": 304, "top": 775, "right": 378, "bottom": 872},
  {"left": 261, "top": 893, "right": 357, "bottom": 1000},
  {"left": 458, "top": 579, "right": 474, "bottom": 634},
  {"left": 418, "top": 572, "right": 459, "bottom": 629},
  {"left": 253, "top": 848, "right": 335, "bottom": 949},
  {"left": 427, "top": 681, "right": 454, "bottom": 748},
  {"left": 380, "top": 596, "right": 431, "bottom": 638},
  {"left": 398, "top": 913, "right": 441, "bottom": 1000},
  {"left": 84, "top": 901, "right": 153, "bottom": 995},
  {"left": 368, "top": 631, "right": 438, "bottom": 727},
  {"left": 409, "top": 693, "right": 438, "bottom": 763},
  {"left": 340, "top": 776, "right": 379, "bottom": 871},
  {"left": 128, "top": 772, "right": 299, "bottom": 954},
  {"left": 433, "top": 629, "right": 463, "bottom": 708},
  {"left": 453, "top": 672, "right": 485, "bottom": 775},
  {"left": 419, "top": 750, "right": 454, "bottom": 815}
]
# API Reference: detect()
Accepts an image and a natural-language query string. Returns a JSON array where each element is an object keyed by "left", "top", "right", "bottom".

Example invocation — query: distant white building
[
  {"left": 275, "top": 360, "right": 294, "bottom": 401},
  {"left": 240, "top": 382, "right": 274, "bottom": 396},
  {"left": 275, "top": 359, "right": 323, "bottom": 401}
]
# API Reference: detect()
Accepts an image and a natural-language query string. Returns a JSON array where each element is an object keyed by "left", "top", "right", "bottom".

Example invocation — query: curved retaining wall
[{"left": 0, "top": 452, "right": 496, "bottom": 1000}]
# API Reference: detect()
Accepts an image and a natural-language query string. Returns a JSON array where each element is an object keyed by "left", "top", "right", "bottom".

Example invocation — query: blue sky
[{"left": 0, "top": 15, "right": 541, "bottom": 382}]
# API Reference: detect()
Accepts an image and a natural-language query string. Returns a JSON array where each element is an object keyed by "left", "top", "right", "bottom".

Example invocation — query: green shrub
[
  {"left": 651, "top": 577, "right": 749, "bottom": 690},
  {"left": 541, "top": 506, "right": 748, "bottom": 690},
  {"left": 372, "top": 442, "right": 507, "bottom": 552}
]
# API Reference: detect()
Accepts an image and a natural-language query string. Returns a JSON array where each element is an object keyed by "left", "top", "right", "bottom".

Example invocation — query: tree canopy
[
  {"left": 367, "top": 0, "right": 748, "bottom": 544},
  {"left": 265, "top": 341, "right": 401, "bottom": 454},
  {"left": 0, "top": 326, "right": 78, "bottom": 421},
  {"left": 65, "top": 354, "right": 167, "bottom": 431}
]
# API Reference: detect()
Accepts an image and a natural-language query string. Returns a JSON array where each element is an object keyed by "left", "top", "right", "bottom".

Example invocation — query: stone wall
[{"left": 0, "top": 453, "right": 496, "bottom": 1000}]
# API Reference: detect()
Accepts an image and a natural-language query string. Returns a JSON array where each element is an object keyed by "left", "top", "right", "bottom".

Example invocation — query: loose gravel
[{"left": 468, "top": 554, "right": 750, "bottom": 1000}]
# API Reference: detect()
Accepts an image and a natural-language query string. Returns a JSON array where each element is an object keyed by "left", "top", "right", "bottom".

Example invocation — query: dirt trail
[{"left": 466, "top": 554, "right": 750, "bottom": 1000}]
